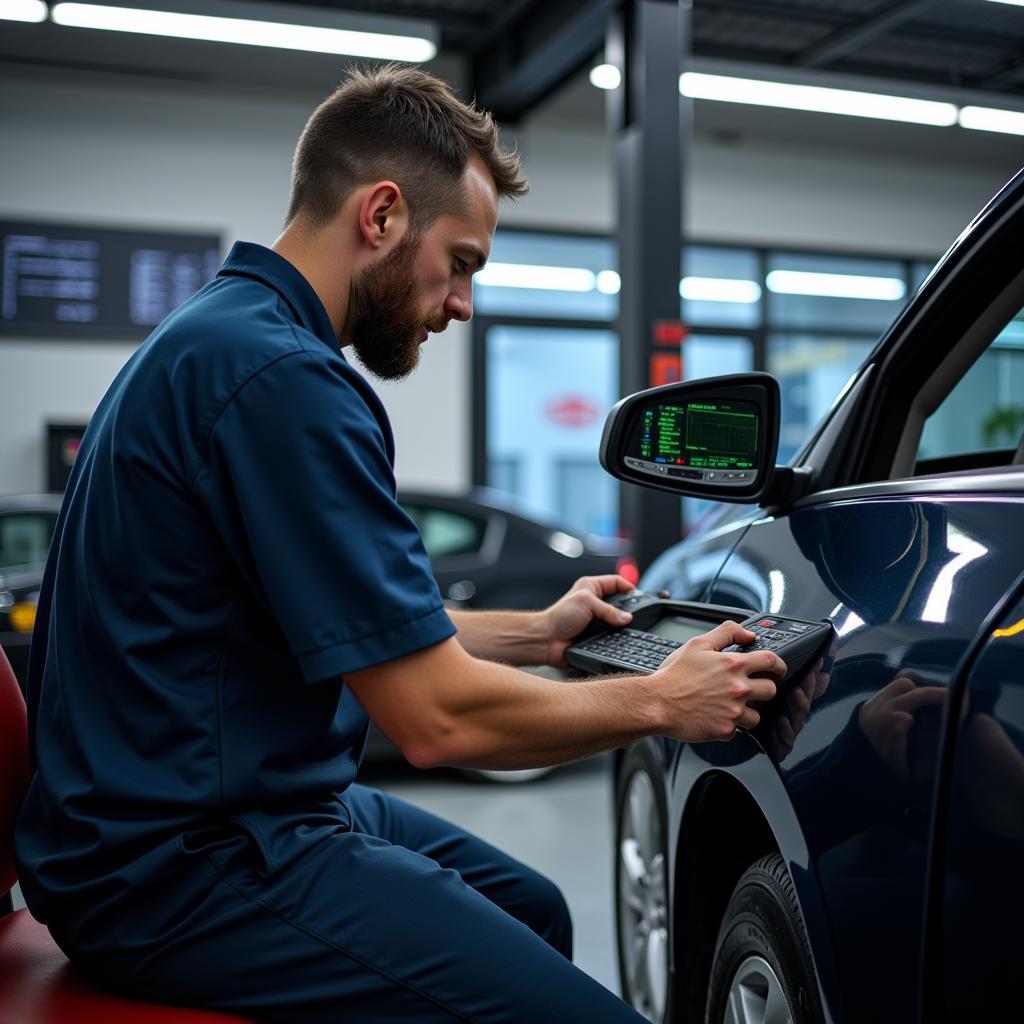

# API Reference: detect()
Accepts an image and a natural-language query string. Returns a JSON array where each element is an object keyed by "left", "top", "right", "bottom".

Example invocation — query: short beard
[{"left": 347, "top": 234, "right": 445, "bottom": 382}]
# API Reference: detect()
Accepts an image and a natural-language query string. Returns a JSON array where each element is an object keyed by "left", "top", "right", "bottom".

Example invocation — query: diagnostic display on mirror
[{"left": 625, "top": 398, "right": 760, "bottom": 486}]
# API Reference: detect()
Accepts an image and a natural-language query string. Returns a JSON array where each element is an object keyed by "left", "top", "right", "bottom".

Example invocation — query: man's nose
[{"left": 444, "top": 285, "right": 472, "bottom": 322}]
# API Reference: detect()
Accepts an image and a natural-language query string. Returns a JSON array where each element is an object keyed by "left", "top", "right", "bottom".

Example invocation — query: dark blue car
[{"left": 605, "top": 169, "right": 1024, "bottom": 1023}]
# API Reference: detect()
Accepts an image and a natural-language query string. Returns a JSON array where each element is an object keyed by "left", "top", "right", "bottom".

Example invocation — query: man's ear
[{"left": 358, "top": 181, "right": 408, "bottom": 250}]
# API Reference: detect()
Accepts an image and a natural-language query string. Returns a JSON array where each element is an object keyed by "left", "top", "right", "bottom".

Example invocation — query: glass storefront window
[
  {"left": 766, "top": 252, "right": 908, "bottom": 334},
  {"left": 478, "top": 230, "right": 928, "bottom": 537},
  {"left": 681, "top": 246, "right": 761, "bottom": 330},
  {"left": 767, "top": 334, "right": 875, "bottom": 463},
  {"left": 475, "top": 231, "right": 618, "bottom": 321},
  {"left": 486, "top": 325, "right": 619, "bottom": 538}
]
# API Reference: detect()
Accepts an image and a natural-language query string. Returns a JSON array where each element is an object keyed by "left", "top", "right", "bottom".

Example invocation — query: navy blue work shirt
[{"left": 14, "top": 242, "right": 455, "bottom": 952}]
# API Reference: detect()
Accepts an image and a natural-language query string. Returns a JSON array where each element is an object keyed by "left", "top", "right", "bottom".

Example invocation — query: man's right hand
[{"left": 652, "top": 620, "right": 786, "bottom": 742}]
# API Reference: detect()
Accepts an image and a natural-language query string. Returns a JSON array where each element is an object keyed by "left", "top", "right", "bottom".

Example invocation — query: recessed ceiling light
[
  {"left": 680, "top": 277, "right": 762, "bottom": 303},
  {"left": 959, "top": 105, "right": 1024, "bottom": 136},
  {"left": 766, "top": 270, "right": 906, "bottom": 301},
  {"left": 476, "top": 263, "right": 597, "bottom": 292},
  {"left": 680, "top": 72, "right": 958, "bottom": 127},
  {"left": 0, "top": 0, "right": 47, "bottom": 22},
  {"left": 589, "top": 64, "right": 622, "bottom": 91},
  {"left": 50, "top": 2, "right": 437, "bottom": 61}
]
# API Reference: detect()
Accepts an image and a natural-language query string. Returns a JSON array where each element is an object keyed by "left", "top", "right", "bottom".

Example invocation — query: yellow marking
[{"left": 993, "top": 618, "right": 1024, "bottom": 639}]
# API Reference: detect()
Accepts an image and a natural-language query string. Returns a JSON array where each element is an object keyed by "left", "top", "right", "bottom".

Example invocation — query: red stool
[{"left": 0, "top": 643, "right": 251, "bottom": 1024}]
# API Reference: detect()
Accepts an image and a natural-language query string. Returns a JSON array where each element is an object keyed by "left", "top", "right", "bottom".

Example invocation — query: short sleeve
[{"left": 192, "top": 350, "right": 454, "bottom": 683}]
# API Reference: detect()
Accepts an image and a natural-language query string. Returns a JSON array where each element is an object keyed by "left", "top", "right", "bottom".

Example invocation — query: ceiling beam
[
  {"left": 470, "top": 0, "right": 614, "bottom": 123},
  {"left": 794, "top": 0, "right": 933, "bottom": 68}
]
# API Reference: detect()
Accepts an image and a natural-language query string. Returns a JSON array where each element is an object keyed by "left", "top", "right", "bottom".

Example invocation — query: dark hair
[{"left": 286, "top": 64, "right": 528, "bottom": 230}]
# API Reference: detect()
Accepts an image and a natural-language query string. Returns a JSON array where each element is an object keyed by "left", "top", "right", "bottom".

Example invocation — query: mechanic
[{"left": 14, "top": 65, "right": 783, "bottom": 1023}]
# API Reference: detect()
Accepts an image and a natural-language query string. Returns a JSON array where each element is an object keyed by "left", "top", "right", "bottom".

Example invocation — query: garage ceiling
[
  {"left": 6, "top": 1, "right": 1024, "bottom": 97},
  {"left": 254, "top": 0, "right": 1024, "bottom": 104},
  {"left": 4, "top": 0, "right": 1024, "bottom": 116},
  {"left": 203, "top": 0, "right": 1024, "bottom": 97}
]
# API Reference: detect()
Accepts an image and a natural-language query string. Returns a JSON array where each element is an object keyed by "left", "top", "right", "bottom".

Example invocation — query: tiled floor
[{"left": 362, "top": 752, "right": 622, "bottom": 998}]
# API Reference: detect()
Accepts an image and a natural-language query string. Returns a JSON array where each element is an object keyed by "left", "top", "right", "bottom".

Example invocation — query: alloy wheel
[
  {"left": 618, "top": 769, "right": 669, "bottom": 1022},
  {"left": 723, "top": 955, "right": 795, "bottom": 1024}
]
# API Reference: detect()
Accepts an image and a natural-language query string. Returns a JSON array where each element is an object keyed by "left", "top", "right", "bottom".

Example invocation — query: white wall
[
  {"left": 2, "top": 72, "right": 1021, "bottom": 494},
  {"left": 0, "top": 74, "right": 472, "bottom": 493}
]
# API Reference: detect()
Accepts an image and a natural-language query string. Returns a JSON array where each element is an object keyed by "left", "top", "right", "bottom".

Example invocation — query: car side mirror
[{"left": 599, "top": 372, "right": 799, "bottom": 505}]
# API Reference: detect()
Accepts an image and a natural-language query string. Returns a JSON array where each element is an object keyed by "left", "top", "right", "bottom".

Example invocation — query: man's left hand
[{"left": 542, "top": 575, "right": 637, "bottom": 668}]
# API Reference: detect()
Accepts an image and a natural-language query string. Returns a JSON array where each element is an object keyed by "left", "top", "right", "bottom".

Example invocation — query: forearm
[
  {"left": 415, "top": 653, "right": 664, "bottom": 770},
  {"left": 448, "top": 608, "right": 552, "bottom": 666},
  {"left": 345, "top": 621, "right": 781, "bottom": 774}
]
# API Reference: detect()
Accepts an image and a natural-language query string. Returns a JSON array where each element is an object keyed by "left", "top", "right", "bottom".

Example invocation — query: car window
[
  {"left": 402, "top": 505, "right": 487, "bottom": 559},
  {"left": 0, "top": 511, "right": 57, "bottom": 570},
  {"left": 916, "top": 305, "right": 1024, "bottom": 470}
]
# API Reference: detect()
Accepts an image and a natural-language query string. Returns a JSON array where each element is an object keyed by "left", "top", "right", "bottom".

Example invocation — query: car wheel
[
  {"left": 706, "top": 853, "right": 823, "bottom": 1024},
  {"left": 616, "top": 745, "right": 672, "bottom": 1023}
]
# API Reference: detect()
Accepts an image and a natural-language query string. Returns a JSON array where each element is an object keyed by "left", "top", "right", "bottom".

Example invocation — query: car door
[
  {"left": 692, "top": 171, "right": 1024, "bottom": 1023},
  {"left": 704, "top": 485, "right": 1024, "bottom": 1023},
  {"left": 930, "top": 578, "right": 1024, "bottom": 1023}
]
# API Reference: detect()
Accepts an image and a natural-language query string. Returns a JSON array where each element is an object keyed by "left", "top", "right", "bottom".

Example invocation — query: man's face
[
  {"left": 348, "top": 156, "right": 498, "bottom": 381},
  {"left": 347, "top": 233, "right": 438, "bottom": 380}
]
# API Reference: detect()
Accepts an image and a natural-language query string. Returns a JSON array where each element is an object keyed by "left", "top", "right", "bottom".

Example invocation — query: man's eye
[{"left": 454, "top": 258, "right": 469, "bottom": 274}]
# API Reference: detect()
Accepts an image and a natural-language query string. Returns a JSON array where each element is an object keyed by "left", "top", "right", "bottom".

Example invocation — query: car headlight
[{"left": 9, "top": 602, "right": 37, "bottom": 633}]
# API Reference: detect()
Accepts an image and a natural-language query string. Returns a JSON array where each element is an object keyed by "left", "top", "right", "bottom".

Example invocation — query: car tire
[
  {"left": 615, "top": 744, "right": 674, "bottom": 1024},
  {"left": 706, "top": 853, "right": 823, "bottom": 1024}
]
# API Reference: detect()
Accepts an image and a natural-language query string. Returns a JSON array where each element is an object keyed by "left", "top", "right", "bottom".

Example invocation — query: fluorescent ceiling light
[
  {"left": 767, "top": 270, "right": 906, "bottom": 301},
  {"left": 0, "top": 0, "right": 47, "bottom": 22},
  {"left": 985, "top": 0, "right": 1024, "bottom": 6},
  {"left": 959, "top": 105, "right": 1024, "bottom": 136},
  {"left": 680, "top": 72, "right": 957, "bottom": 127},
  {"left": 681, "top": 276, "right": 762, "bottom": 303},
  {"left": 595, "top": 270, "right": 621, "bottom": 294},
  {"left": 476, "top": 262, "right": 596, "bottom": 292},
  {"left": 50, "top": 3, "right": 437, "bottom": 61},
  {"left": 590, "top": 63, "right": 621, "bottom": 91}
]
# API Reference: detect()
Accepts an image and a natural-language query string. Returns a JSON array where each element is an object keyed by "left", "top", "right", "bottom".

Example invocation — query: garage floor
[{"left": 362, "top": 753, "right": 621, "bottom": 998}]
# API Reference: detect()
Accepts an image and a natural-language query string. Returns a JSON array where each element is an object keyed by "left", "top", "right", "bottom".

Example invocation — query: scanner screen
[{"left": 649, "top": 616, "right": 710, "bottom": 644}]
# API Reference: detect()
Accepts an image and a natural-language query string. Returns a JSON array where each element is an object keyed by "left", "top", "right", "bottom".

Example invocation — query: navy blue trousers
[{"left": 84, "top": 784, "right": 647, "bottom": 1023}]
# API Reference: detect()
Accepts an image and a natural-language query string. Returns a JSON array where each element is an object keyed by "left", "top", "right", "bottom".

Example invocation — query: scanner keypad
[
  {"left": 573, "top": 629, "right": 683, "bottom": 672},
  {"left": 728, "top": 620, "right": 796, "bottom": 654}
]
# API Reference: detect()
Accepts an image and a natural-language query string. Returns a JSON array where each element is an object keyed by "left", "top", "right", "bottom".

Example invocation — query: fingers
[
  {"left": 744, "top": 649, "right": 788, "bottom": 679},
  {"left": 788, "top": 685, "right": 811, "bottom": 716},
  {"left": 573, "top": 574, "right": 636, "bottom": 596},
  {"left": 582, "top": 590, "right": 633, "bottom": 629},
  {"left": 737, "top": 705, "right": 761, "bottom": 731},
  {"left": 745, "top": 675, "right": 778, "bottom": 704},
  {"left": 691, "top": 619, "right": 757, "bottom": 651},
  {"left": 878, "top": 676, "right": 917, "bottom": 700},
  {"left": 891, "top": 683, "right": 947, "bottom": 714}
]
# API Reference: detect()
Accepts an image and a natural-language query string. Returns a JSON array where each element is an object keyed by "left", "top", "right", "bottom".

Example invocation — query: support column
[{"left": 610, "top": 0, "right": 691, "bottom": 573}]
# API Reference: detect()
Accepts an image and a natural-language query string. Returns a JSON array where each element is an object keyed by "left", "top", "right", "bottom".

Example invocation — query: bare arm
[
  {"left": 344, "top": 620, "right": 784, "bottom": 772},
  {"left": 447, "top": 574, "right": 636, "bottom": 665}
]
